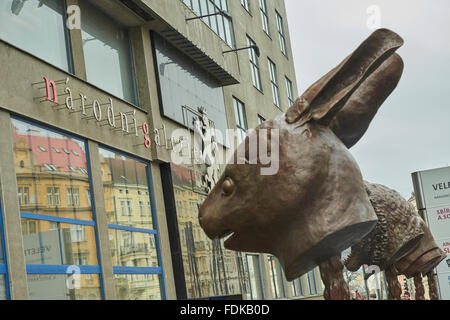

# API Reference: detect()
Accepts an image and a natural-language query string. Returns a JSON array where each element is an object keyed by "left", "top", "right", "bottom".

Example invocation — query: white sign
[
  {"left": 412, "top": 166, "right": 450, "bottom": 300},
  {"left": 414, "top": 166, "right": 450, "bottom": 209}
]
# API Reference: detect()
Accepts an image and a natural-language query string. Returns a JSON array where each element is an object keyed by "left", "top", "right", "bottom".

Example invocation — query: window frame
[
  {"left": 233, "top": 97, "right": 248, "bottom": 144},
  {"left": 285, "top": 76, "right": 295, "bottom": 106},
  {"left": 259, "top": 0, "right": 270, "bottom": 36},
  {"left": 241, "top": 0, "right": 251, "bottom": 13},
  {"left": 247, "top": 35, "right": 263, "bottom": 92},
  {"left": 11, "top": 116, "right": 104, "bottom": 300},
  {"left": 276, "top": 11, "right": 288, "bottom": 57},
  {"left": 98, "top": 145, "right": 167, "bottom": 300},
  {"left": 268, "top": 58, "right": 281, "bottom": 108}
]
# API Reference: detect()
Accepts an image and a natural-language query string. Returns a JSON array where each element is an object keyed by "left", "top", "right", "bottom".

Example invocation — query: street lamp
[
  {"left": 185, "top": 9, "right": 231, "bottom": 22},
  {"left": 223, "top": 45, "right": 260, "bottom": 58}
]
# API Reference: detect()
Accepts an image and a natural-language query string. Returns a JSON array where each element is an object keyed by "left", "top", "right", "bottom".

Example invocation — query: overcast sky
[{"left": 284, "top": 0, "right": 450, "bottom": 199}]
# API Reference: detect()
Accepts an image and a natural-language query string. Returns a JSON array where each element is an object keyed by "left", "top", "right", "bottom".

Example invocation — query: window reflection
[
  {"left": 267, "top": 256, "right": 285, "bottom": 299},
  {"left": 27, "top": 274, "right": 101, "bottom": 300},
  {"left": 171, "top": 164, "right": 249, "bottom": 299},
  {"left": 154, "top": 33, "right": 229, "bottom": 148},
  {"left": 79, "top": 0, "right": 136, "bottom": 104},
  {"left": 21, "top": 219, "right": 98, "bottom": 266},
  {"left": 99, "top": 148, "right": 154, "bottom": 229},
  {"left": 99, "top": 147, "right": 163, "bottom": 300},
  {"left": 12, "top": 118, "right": 102, "bottom": 300},
  {"left": 12, "top": 119, "right": 93, "bottom": 221},
  {"left": 0, "top": 0, "right": 70, "bottom": 70},
  {"left": 109, "top": 230, "right": 159, "bottom": 268},
  {"left": 114, "top": 274, "right": 162, "bottom": 300},
  {"left": 246, "top": 255, "right": 263, "bottom": 300}
]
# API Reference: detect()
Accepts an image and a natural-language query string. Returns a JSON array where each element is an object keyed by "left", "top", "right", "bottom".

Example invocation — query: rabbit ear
[
  {"left": 286, "top": 28, "right": 404, "bottom": 126},
  {"left": 329, "top": 53, "right": 404, "bottom": 148}
]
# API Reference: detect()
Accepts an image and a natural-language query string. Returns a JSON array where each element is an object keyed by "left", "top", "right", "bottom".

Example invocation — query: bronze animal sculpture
[
  {"left": 198, "top": 28, "right": 405, "bottom": 281},
  {"left": 344, "top": 182, "right": 425, "bottom": 272},
  {"left": 342, "top": 182, "right": 445, "bottom": 300}
]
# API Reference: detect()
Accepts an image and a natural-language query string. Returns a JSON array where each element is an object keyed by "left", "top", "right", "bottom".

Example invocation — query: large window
[
  {"left": 276, "top": 11, "right": 287, "bottom": 57},
  {"left": 0, "top": 0, "right": 70, "bottom": 71},
  {"left": 154, "top": 33, "right": 229, "bottom": 147},
  {"left": 99, "top": 147, "right": 164, "bottom": 300},
  {"left": 79, "top": 0, "right": 136, "bottom": 104},
  {"left": 181, "top": 0, "right": 235, "bottom": 48},
  {"left": 247, "top": 36, "right": 262, "bottom": 91},
  {"left": 268, "top": 58, "right": 281, "bottom": 108},
  {"left": 233, "top": 97, "right": 248, "bottom": 145},
  {"left": 11, "top": 118, "right": 102, "bottom": 300},
  {"left": 259, "top": 0, "right": 270, "bottom": 35}
]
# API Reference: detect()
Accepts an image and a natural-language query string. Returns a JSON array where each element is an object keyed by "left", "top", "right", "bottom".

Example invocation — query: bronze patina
[{"left": 198, "top": 28, "right": 444, "bottom": 299}]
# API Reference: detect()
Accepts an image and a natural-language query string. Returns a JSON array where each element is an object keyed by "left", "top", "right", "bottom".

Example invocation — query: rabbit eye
[{"left": 222, "top": 178, "right": 235, "bottom": 196}]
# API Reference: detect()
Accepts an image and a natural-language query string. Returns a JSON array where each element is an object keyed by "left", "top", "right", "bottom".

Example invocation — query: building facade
[{"left": 0, "top": 0, "right": 323, "bottom": 299}]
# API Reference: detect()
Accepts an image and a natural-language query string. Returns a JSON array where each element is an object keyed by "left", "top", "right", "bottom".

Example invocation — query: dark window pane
[{"left": 79, "top": 0, "right": 136, "bottom": 104}]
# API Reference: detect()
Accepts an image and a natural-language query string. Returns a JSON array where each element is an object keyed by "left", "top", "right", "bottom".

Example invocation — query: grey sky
[{"left": 285, "top": 0, "right": 450, "bottom": 199}]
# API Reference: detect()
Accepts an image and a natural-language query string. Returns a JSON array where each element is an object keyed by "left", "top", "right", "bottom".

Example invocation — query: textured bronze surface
[
  {"left": 319, "top": 255, "right": 350, "bottom": 300},
  {"left": 427, "top": 271, "right": 439, "bottom": 300},
  {"left": 395, "top": 223, "right": 446, "bottom": 278},
  {"left": 386, "top": 266, "right": 402, "bottom": 300},
  {"left": 414, "top": 274, "right": 425, "bottom": 300},
  {"left": 199, "top": 29, "right": 405, "bottom": 281},
  {"left": 344, "top": 182, "right": 425, "bottom": 272}
]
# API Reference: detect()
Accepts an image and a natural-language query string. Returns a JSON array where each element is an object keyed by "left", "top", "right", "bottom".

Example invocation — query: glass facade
[
  {"left": 171, "top": 164, "right": 249, "bottom": 299},
  {"left": 0, "top": 0, "right": 70, "bottom": 71},
  {"left": 98, "top": 147, "right": 164, "bottom": 300},
  {"left": 79, "top": 0, "right": 136, "bottom": 104},
  {"left": 181, "top": 0, "right": 235, "bottom": 48},
  {"left": 11, "top": 118, "right": 102, "bottom": 300}
]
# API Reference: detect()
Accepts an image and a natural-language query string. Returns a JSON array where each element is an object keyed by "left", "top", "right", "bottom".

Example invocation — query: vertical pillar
[
  {"left": 65, "top": 0, "right": 87, "bottom": 80},
  {"left": 0, "top": 110, "right": 28, "bottom": 299},
  {"left": 150, "top": 163, "right": 177, "bottom": 300},
  {"left": 86, "top": 141, "right": 115, "bottom": 299}
]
